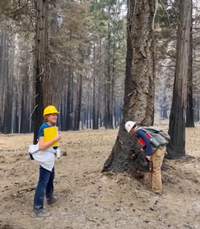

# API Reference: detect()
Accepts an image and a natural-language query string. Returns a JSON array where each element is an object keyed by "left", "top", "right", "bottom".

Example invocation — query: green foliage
[{"left": 88, "top": 0, "right": 126, "bottom": 72}]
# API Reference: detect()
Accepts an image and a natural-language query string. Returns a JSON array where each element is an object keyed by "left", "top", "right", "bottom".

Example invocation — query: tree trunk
[
  {"left": 33, "top": 0, "right": 49, "bottom": 144},
  {"left": 102, "top": 0, "right": 155, "bottom": 172},
  {"left": 194, "top": 98, "right": 200, "bottom": 122},
  {"left": 20, "top": 81, "right": 29, "bottom": 133},
  {"left": 3, "top": 32, "right": 12, "bottom": 134},
  {"left": 93, "top": 76, "right": 98, "bottom": 129},
  {"left": 0, "top": 30, "right": 6, "bottom": 132},
  {"left": 60, "top": 88, "right": 67, "bottom": 131},
  {"left": 186, "top": 1, "right": 194, "bottom": 127},
  {"left": 20, "top": 47, "right": 30, "bottom": 133},
  {"left": 104, "top": 5, "right": 113, "bottom": 129},
  {"left": 92, "top": 44, "right": 99, "bottom": 129},
  {"left": 111, "top": 44, "right": 116, "bottom": 128},
  {"left": 167, "top": 0, "right": 192, "bottom": 159},
  {"left": 74, "top": 72, "right": 83, "bottom": 131},
  {"left": 66, "top": 70, "right": 72, "bottom": 131}
]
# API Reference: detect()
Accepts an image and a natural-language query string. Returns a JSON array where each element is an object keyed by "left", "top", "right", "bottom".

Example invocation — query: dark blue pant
[{"left": 33, "top": 166, "right": 55, "bottom": 211}]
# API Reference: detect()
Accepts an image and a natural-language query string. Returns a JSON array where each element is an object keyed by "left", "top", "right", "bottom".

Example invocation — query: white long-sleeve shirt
[{"left": 28, "top": 144, "right": 60, "bottom": 171}]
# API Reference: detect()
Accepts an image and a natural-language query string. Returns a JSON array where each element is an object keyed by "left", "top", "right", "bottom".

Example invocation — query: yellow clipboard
[{"left": 43, "top": 126, "right": 58, "bottom": 147}]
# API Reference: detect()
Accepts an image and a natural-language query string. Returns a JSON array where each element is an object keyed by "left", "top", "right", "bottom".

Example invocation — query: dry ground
[{"left": 1, "top": 124, "right": 200, "bottom": 229}]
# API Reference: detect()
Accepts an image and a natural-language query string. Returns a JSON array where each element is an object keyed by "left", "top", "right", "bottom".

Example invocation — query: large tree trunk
[
  {"left": 167, "top": 0, "right": 192, "bottom": 159},
  {"left": 33, "top": 0, "right": 49, "bottom": 144},
  {"left": 102, "top": 0, "right": 155, "bottom": 172},
  {"left": 186, "top": 1, "right": 194, "bottom": 127}
]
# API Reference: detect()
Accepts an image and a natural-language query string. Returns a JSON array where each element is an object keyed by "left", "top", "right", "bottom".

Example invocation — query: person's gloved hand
[{"left": 146, "top": 156, "right": 151, "bottom": 161}]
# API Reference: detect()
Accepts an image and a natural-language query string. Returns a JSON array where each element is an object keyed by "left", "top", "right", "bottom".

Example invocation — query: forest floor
[{"left": 1, "top": 123, "right": 200, "bottom": 229}]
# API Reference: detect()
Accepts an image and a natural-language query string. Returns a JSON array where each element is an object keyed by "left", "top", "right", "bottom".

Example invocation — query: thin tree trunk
[
  {"left": 104, "top": 5, "right": 113, "bottom": 129},
  {"left": 0, "top": 30, "right": 6, "bottom": 132},
  {"left": 21, "top": 49, "right": 30, "bottom": 133},
  {"left": 92, "top": 44, "right": 98, "bottom": 129},
  {"left": 186, "top": 1, "right": 194, "bottom": 127},
  {"left": 111, "top": 44, "right": 116, "bottom": 128},
  {"left": 66, "top": 70, "right": 72, "bottom": 131},
  {"left": 74, "top": 73, "right": 83, "bottom": 130},
  {"left": 61, "top": 87, "right": 67, "bottom": 131},
  {"left": 70, "top": 73, "right": 74, "bottom": 130},
  {"left": 92, "top": 76, "right": 97, "bottom": 129},
  {"left": 3, "top": 32, "right": 13, "bottom": 134}
]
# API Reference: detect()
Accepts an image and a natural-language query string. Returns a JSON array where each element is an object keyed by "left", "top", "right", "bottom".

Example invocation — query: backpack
[{"left": 138, "top": 126, "right": 170, "bottom": 151}]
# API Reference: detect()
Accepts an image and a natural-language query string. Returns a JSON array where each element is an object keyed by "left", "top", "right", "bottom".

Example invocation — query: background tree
[
  {"left": 167, "top": 0, "right": 192, "bottom": 159},
  {"left": 0, "top": 0, "right": 127, "bottom": 134},
  {"left": 33, "top": 0, "right": 50, "bottom": 144},
  {"left": 0, "top": 0, "right": 199, "bottom": 136},
  {"left": 186, "top": 0, "right": 194, "bottom": 127},
  {"left": 154, "top": 0, "right": 179, "bottom": 121}
]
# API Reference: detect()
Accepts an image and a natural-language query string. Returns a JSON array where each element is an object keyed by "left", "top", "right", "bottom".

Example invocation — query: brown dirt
[{"left": 1, "top": 125, "right": 200, "bottom": 229}]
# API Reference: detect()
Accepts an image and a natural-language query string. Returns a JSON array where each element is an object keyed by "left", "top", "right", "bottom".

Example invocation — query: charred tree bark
[
  {"left": 92, "top": 44, "right": 99, "bottom": 130},
  {"left": 186, "top": 2, "right": 194, "bottom": 127},
  {"left": 0, "top": 30, "right": 6, "bottom": 132},
  {"left": 20, "top": 80, "right": 29, "bottom": 133},
  {"left": 3, "top": 32, "right": 12, "bottom": 134},
  {"left": 104, "top": 5, "right": 113, "bottom": 129},
  {"left": 102, "top": 0, "right": 155, "bottom": 172},
  {"left": 93, "top": 76, "right": 98, "bottom": 129},
  {"left": 60, "top": 88, "right": 67, "bottom": 131},
  {"left": 194, "top": 98, "right": 200, "bottom": 122},
  {"left": 167, "top": 0, "right": 192, "bottom": 159},
  {"left": 95, "top": 39, "right": 103, "bottom": 130},
  {"left": 74, "top": 72, "right": 83, "bottom": 131},
  {"left": 66, "top": 71, "right": 71, "bottom": 131},
  {"left": 66, "top": 68, "right": 74, "bottom": 131},
  {"left": 111, "top": 44, "right": 116, "bottom": 128},
  {"left": 20, "top": 48, "right": 30, "bottom": 133},
  {"left": 33, "top": 0, "right": 49, "bottom": 144}
]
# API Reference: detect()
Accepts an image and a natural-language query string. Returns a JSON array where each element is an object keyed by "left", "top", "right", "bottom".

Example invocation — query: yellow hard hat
[{"left": 43, "top": 105, "right": 59, "bottom": 116}]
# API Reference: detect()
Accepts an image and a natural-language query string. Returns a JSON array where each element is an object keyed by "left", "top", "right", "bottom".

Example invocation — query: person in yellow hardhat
[
  {"left": 32, "top": 105, "right": 61, "bottom": 217},
  {"left": 125, "top": 121, "right": 166, "bottom": 194}
]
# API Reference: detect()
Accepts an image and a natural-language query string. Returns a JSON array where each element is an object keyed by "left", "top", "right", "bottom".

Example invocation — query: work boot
[
  {"left": 153, "top": 192, "right": 163, "bottom": 197},
  {"left": 31, "top": 210, "right": 51, "bottom": 218},
  {"left": 47, "top": 195, "right": 58, "bottom": 205}
]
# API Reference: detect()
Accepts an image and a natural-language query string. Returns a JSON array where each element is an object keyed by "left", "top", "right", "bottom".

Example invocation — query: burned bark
[
  {"left": 103, "top": 0, "right": 155, "bottom": 172},
  {"left": 167, "top": 0, "right": 192, "bottom": 159},
  {"left": 186, "top": 1, "right": 194, "bottom": 128},
  {"left": 33, "top": 0, "right": 49, "bottom": 144}
]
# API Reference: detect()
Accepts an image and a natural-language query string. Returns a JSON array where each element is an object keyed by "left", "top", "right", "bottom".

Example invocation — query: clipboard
[{"left": 43, "top": 126, "right": 58, "bottom": 147}]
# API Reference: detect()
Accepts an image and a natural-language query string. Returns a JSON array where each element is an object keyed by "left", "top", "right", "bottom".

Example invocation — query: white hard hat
[{"left": 125, "top": 121, "right": 137, "bottom": 132}]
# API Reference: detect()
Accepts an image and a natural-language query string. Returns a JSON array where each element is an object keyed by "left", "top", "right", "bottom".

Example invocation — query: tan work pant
[{"left": 148, "top": 147, "right": 166, "bottom": 193}]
